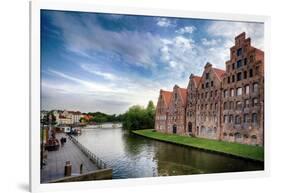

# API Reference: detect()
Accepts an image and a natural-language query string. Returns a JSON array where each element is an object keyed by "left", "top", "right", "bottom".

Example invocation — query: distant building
[
  {"left": 155, "top": 89, "right": 172, "bottom": 132},
  {"left": 166, "top": 85, "right": 187, "bottom": 134},
  {"left": 155, "top": 32, "right": 264, "bottom": 146}
]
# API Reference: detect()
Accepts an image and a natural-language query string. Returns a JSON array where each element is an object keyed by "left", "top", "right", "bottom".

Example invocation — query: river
[{"left": 75, "top": 127, "right": 263, "bottom": 179}]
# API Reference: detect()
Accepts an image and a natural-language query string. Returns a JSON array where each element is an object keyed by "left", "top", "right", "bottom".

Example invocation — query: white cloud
[
  {"left": 156, "top": 18, "right": 172, "bottom": 27},
  {"left": 201, "top": 38, "right": 221, "bottom": 46},
  {"left": 51, "top": 12, "right": 162, "bottom": 69},
  {"left": 80, "top": 64, "right": 119, "bottom": 81},
  {"left": 176, "top": 26, "right": 196, "bottom": 34},
  {"left": 207, "top": 21, "right": 264, "bottom": 50}
]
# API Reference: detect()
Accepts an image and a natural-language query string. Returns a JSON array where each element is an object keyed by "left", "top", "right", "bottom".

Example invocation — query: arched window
[
  {"left": 235, "top": 115, "right": 241, "bottom": 124},
  {"left": 230, "top": 88, "right": 234, "bottom": 97},
  {"left": 245, "top": 85, "right": 250, "bottom": 94},
  {"left": 229, "top": 101, "right": 234, "bottom": 109},
  {"left": 228, "top": 115, "right": 233, "bottom": 123},
  {"left": 236, "top": 87, "right": 242, "bottom": 96},
  {"left": 236, "top": 101, "right": 242, "bottom": 110},
  {"left": 244, "top": 99, "right": 250, "bottom": 108},
  {"left": 252, "top": 113, "right": 258, "bottom": 123},
  {"left": 224, "top": 90, "right": 228, "bottom": 97},
  {"left": 224, "top": 115, "right": 228, "bottom": 123},
  {"left": 252, "top": 98, "right": 259, "bottom": 107},
  {"left": 224, "top": 102, "right": 228, "bottom": 110},
  {"left": 253, "top": 83, "right": 259, "bottom": 93}
]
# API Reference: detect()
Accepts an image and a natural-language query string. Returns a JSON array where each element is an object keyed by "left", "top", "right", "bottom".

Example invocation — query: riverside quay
[{"left": 155, "top": 32, "right": 264, "bottom": 146}]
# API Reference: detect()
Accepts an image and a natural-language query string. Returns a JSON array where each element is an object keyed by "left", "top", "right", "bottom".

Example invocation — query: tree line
[
  {"left": 41, "top": 100, "right": 156, "bottom": 130},
  {"left": 83, "top": 100, "right": 156, "bottom": 130}
]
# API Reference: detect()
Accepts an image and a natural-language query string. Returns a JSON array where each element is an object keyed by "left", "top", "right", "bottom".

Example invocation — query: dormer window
[{"left": 206, "top": 73, "right": 209, "bottom": 80}]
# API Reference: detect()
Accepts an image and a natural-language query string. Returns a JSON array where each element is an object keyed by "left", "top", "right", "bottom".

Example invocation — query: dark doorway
[
  {"left": 188, "top": 122, "right": 192, "bottom": 133},
  {"left": 172, "top": 124, "right": 177, "bottom": 134}
]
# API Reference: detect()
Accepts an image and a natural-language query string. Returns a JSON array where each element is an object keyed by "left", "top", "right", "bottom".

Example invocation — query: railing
[{"left": 68, "top": 134, "right": 107, "bottom": 169}]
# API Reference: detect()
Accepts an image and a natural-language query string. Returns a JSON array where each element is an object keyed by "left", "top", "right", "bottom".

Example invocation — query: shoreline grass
[{"left": 132, "top": 129, "right": 264, "bottom": 162}]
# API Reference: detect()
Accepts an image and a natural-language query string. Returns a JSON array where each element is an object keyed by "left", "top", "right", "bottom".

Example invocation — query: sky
[{"left": 41, "top": 10, "right": 264, "bottom": 114}]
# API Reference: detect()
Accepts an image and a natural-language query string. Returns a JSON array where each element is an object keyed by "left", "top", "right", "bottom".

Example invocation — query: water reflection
[{"left": 75, "top": 128, "right": 263, "bottom": 179}]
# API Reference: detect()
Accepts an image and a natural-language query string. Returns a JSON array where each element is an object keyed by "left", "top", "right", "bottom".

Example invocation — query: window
[
  {"left": 210, "top": 91, "right": 213, "bottom": 97},
  {"left": 249, "top": 69, "right": 253, "bottom": 77},
  {"left": 202, "top": 84, "right": 204, "bottom": 89},
  {"left": 224, "top": 90, "right": 228, "bottom": 97},
  {"left": 206, "top": 82, "right": 209, "bottom": 88},
  {"left": 215, "top": 90, "right": 218, "bottom": 96},
  {"left": 235, "top": 115, "right": 241, "bottom": 124},
  {"left": 245, "top": 99, "right": 250, "bottom": 108},
  {"left": 253, "top": 83, "right": 259, "bottom": 93},
  {"left": 229, "top": 115, "right": 233, "bottom": 123},
  {"left": 227, "top": 76, "right": 230, "bottom": 84},
  {"left": 244, "top": 58, "right": 248, "bottom": 65},
  {"left": 244, "top": 71, "right": 247, "bottom": 79},
  {"left": 237, "top": 60, "right": 242, "bottom": 68},
  {"left": 252, "top": 98, "right": 259, "bottom": 106},
  {"left": 236, "top": 87, "right": 242, "bottom": 96},
  {"left": 237, "top": 48, "right": 242, "bottom": 56},
  {"left": 211, "top": 81, "right": 213, "bottom": 87},
  {"left": 252, "top": 113, "right": 258, "bottom": 123},
  {"left": 230, "top": 88, "right": 234, "bottom": 97},
  {"left": 205, "top": 92, "right": 208, "bottom": 98},
  {"left": 229, "top": 101, "right": 234, "bottom": 109},
  {"left": 215, "top": 103, "right": 218, "bottom": 110},
  {"left": 232, "top": 75, "right": 235, "bottom": 82},
  {"left": 175, "top": 93, "right": 177, "bottom": 100},
  {"left": 206, "top": 73, "right": 209, "bottom": 79},
  {"left": 237, "top": 72, "right": 242, "bottom": 81},
  {"left": 244, "top": 114, "right": 249, "bottom": 123},
  {"left": 236, "top": 101, "right": 242, "bottom": 110},
  {"left": 224, "top": 115, "right": 228, "bottom": 123},
  {"left": 245, "top": 85, "right": 250, "bottom": 95},
  {"left": 210, "top": 103, "right": 213, "bottom": 110},
  {"left": 224, "top": 102, "right": 228, "bottom": 110},
  {"left": 232, "top": 63, "right": 235, "bottom": 70}
]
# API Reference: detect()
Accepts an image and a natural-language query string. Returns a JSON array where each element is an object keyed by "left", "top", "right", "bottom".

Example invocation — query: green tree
[
  {"left": 122, "top": 101, "right": 155, "bottom": 130},
  {"left": 41, "top": 111, "right": 57, "bottom": 126}
]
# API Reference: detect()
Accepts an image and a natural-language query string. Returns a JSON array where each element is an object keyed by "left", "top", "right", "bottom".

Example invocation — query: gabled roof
[
  {"left": 179, "top": 88, "right": 187, "bottom": 106},
  {"left": 160, "top": 90, "right": 172, "bottom": 107},
  {"left": 192, "top": 76, "right": 202, "bottom": 88},
  {"left": 213, "top": 68, "right": 226, "bottom": 81}
]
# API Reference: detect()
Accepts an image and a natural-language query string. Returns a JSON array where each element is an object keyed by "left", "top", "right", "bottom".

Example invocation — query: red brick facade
[{"left": 155, "top": 32, "right": 264, "bottom": 146}]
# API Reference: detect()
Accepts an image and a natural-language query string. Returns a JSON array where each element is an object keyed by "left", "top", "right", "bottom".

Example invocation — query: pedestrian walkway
[{"left": 41, "top": 133, "right": 98, "bottom": 183}]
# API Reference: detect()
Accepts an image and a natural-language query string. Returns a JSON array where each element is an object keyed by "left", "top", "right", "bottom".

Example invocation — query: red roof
[
  {"left": 192, "top": 76, "right": 202, "bottom": 88},
  {"left": 213, "top": 68, "right": 225, "bottom": 80},
  {"left": 179, "top": 88, "right": 187, "bottom": 106},
  {"left": 161, "top": 90, "right": 172, "bottom": 107}
]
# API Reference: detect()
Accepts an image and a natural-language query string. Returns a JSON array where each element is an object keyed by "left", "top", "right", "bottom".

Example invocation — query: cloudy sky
[{"left": 41, "top": 10, "right": 264, "bottom": 114}]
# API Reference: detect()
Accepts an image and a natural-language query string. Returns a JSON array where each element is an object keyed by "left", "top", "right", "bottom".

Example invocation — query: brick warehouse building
[{"left": 155, "top": 32, "right": 264, "bottom": 146}]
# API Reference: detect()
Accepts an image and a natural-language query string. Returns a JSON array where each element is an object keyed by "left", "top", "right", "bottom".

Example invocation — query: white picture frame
[{"left": 30, "top": 0, "right": 271, "bottom": 192}]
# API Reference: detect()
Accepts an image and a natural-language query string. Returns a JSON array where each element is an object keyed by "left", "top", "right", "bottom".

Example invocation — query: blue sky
[{"left": 41, "top": 10, "right": 264, "bottom": 114}]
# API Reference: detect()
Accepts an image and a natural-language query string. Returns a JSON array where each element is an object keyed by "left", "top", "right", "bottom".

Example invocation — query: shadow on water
[{"left": 77, "top": 127, "right": 264, "bottom": 179}]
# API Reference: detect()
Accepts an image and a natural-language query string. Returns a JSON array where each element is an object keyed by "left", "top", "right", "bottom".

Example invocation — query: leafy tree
[
  {"left": 122, "top": 101, "right": 155, "bottom": 130},
  {"left": 41, "top": 111, "right": 57, "bottom": 126}
]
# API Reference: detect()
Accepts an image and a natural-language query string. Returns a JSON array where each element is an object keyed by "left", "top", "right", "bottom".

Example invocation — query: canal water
[{"left": 75, "top": 127, "right": 263, "bottom": 179}]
